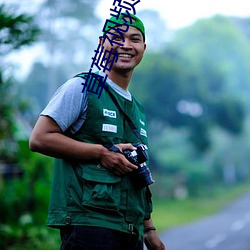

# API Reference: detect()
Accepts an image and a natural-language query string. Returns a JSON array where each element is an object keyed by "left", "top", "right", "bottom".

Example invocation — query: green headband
[{"left": 103, "top": 12, "right": 145, "bottom": 41}]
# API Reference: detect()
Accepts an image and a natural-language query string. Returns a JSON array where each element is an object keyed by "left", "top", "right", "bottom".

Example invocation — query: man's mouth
[{"left": 118, "top": 53, "right": 133, "bottom": 58}]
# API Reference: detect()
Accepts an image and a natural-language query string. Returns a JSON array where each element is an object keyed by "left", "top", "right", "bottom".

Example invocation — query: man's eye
[
  {"left": 113, "top": 36, "right": 123, "bottom": 41},
  {"left": 132, "top": 38, "right": 141, "bottom": 42}
]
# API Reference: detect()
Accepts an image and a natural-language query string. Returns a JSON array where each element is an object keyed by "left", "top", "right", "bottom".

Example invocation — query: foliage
[
  {"left": 0, "top": 141, "right": 53, "bottom": 224},
  {"left": 133, "top": 15, "right": 250, "bottom": 153},
  {"left": 234, "top": 17, "right": 250, "bottom": 41},
  {"left": 211, "top": 96, "right": 245, "bottom": 134},
  {"left": 0, "top": 4, "right": 39, "bottom": 55},
  {"left": 18, "top": 62, "right": 69, "bottom": 115},
  {"left": 137, "top": 10, "right": 170, "bottom": 51},
  {"left": 18, "top": 0, "right": 102, "bottom": 111},
  {"left": 0, "top": 3, "right": 40, "bottom": 161},
  {"left": 130, "top": 15, "right": 250, "bottom": 198},
  {"left": 0, "top": 140, "right": 57, "bottom": 249},
  {"left": 37, "top": 0, "right": 100, "bottom": 65},
  {"left": 174, "top": 15, "right": 250, "bottom": 99},
  {"left": 1, "top": 4, "right": 250, "bottom": 248},
  {"left": 0, "top": 75, "right": 15, "bottom": 140},
  {"left": 0, "top": 75, "right": 18, "bottom": 161},
  {"left": 0, "top": 224, "right": 60, "bottom": 250}
]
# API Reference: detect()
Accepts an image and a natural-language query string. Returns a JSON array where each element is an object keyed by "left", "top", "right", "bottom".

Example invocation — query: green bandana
[{"left": 103, "top": 13, "right": 145, "bottom": 41}]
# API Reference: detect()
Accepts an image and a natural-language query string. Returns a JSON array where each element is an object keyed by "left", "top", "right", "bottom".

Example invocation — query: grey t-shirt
[{"left": 41, "top": 71, "right": 132, "bottom": 134}]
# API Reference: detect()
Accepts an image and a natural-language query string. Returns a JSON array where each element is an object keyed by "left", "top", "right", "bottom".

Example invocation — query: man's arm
[
  {"left": 144, "top": 218, "right": 165, "bottom": 250},
  {"left": 29, "top": 115, "right": 138, "bottom": 175}
]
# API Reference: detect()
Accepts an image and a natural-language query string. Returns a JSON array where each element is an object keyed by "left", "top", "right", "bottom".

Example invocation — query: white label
[
  {"left": 140, "top": 128, "right": 147, "bottom": 137},
  {"left": 102, "top": 124, "right": 117, "bottom": 133},
  {"left": 140, "top": 119, "right": 145, "bottom": 126},
  {"left": 103, "top": 109, "right": 116, "bottom": 118}
]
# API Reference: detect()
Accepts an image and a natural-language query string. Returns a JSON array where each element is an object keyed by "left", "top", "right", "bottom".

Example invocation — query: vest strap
[
  {"left": 74, "top": 71, "right": 145, "bottom": 144},
  {"left": 105, "top": 87, "right": 144, "bottom": 144}
]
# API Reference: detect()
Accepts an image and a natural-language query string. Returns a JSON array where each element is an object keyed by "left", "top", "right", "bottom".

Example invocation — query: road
[{"left": 159, "top": 192, "right": 250, "bottom": 250}]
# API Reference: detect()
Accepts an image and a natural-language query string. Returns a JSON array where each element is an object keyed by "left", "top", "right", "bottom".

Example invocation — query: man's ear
[{"left": 99, "top": 36, "right": 104, "bottom": 46}]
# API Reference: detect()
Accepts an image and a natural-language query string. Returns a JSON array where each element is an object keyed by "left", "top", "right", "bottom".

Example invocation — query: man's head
[
  {"left": 101, "top": 13, "right": 146, "bottom": 77},
  {"left": 103, "top": 12, "right": 146, "bottom": 42}
]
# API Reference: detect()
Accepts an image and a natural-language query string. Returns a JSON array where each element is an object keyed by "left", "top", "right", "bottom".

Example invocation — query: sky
[
  {"left": 97, "top": 0, "right": 250, "bottom": 29},
  {"left": 2, "top": 0, "right": 250, "bottom": 78},
  {"left": 1, "top": 0, "right": 250, "bottom": 29}
]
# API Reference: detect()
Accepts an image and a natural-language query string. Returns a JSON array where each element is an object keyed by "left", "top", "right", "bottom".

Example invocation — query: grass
[
  {"left": 3, "top": 183, "right": 250, "bottom": 249},
  {"left": 151, "top": 183, "right": 250, "bottom": 232}
]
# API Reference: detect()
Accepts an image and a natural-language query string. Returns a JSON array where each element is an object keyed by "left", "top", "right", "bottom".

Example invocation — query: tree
[
  {"left": 36, "top": 0, "right": 101, "bottom": 100},
  {"left": 132, "top": 15, "right": 249, "bottom": 153},
  {"left": 129, "top": 15, "right": 250, "bottom": 195},
  {"left": 137, "top": 9, "right": 171, "bottom": 51},
  {"left": 0, "top": 4, "right": 39, "bottom": 56},
  {"left": 0, "top": 4, "right": 39, "bottom": 161},
  {"left": 17, "top": 0, "right": 102, "bottom": 111}
]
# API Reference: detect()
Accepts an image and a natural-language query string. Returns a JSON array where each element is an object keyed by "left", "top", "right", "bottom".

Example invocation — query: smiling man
[
  {"left": 29, "top": 12, "right": 165, "bottom": 250},
  {"left": 101, "top": 15, "right": 146, "bottom": 86}
]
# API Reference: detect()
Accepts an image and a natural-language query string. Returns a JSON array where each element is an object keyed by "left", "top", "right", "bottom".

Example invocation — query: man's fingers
[
  {"left": 115, "top": 143, "right": 137, "bottom": 152},
  {"left": 100, "top": 144, "right": 138, "bottom": 175}
]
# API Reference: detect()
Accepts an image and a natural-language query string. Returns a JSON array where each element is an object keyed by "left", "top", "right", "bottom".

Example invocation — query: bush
[{"left": 0, "top": 140, "right": 58, "bottom": 249}]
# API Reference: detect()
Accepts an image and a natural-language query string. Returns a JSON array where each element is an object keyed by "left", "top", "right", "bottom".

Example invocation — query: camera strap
[
  {"left": 105, "top": 87, "right": 144, "bottom": 144},
  {"left": 74, "top": 71, "right": 144, "bottom": 144}
]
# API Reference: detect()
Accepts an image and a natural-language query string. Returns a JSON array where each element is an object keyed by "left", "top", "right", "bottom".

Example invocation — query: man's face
[{"left": 101, "top": 25, "right": 146, "bottom": 74}]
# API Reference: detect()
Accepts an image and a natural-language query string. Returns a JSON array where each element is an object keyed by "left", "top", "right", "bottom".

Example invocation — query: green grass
[
  {"left": 152, "top": 183, "right": 250, "bottom": 231},
  {"left": 3, "top": 183, "right": 250, "bottom": 249}
]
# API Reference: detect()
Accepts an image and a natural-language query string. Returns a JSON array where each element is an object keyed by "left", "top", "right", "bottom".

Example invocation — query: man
[{"left": 29, "top": 12, "right": 165, "bottom": 250}]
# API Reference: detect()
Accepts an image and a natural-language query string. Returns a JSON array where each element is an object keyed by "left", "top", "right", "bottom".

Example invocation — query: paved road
[{"left": 159, "top": 192, "right": 250, "bottom": 250}]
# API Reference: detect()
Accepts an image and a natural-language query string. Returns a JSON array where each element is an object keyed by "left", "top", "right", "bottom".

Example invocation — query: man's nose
[{"left": 121, "top": 38, "right": 132, "bottom": 49}]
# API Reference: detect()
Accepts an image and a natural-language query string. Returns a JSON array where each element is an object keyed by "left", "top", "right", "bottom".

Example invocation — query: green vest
[{"left": 47, "top": 76, "right": 152, "bottom": 239}]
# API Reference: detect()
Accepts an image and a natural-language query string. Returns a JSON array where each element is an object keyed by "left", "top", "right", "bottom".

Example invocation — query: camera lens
[
  {"left": 123, "top": 143, "right": 154, "bottom": 188},
  {"left": 136, "top": 164, "right": 155, "bottom": 188}
]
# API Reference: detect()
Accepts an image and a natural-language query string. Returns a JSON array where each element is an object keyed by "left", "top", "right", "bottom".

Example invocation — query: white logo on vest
[
  {"left": 103, "top": 109, "right": 117, "bottom": 118},
  {"left": 102, "top": 124, "right": 117, "bottom": 133},
  {"left": 140, "top": 128, "right": 147, "bottom": 137}
]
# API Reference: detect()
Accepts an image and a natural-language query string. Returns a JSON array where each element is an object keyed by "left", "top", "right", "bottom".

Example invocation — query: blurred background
[{"left": 1, "top": 0, "right": 250, "bottom": 249}]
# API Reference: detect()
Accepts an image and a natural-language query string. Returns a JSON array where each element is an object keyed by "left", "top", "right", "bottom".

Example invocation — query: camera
[{"left": 123, "top": 143, "right": 154, "bottom": 188}]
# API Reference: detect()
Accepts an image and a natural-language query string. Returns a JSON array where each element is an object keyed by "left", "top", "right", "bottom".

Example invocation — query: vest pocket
[{"left": 81, "top": 164, "right": 122, "bottom": 211}]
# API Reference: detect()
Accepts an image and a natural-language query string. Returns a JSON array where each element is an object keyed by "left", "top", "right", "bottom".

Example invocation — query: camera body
[{"left": 123, "top": 143, "right": 154, "bottom": 188}]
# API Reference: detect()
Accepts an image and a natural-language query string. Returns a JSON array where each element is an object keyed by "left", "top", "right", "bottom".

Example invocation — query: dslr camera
[{"left": 123, "top": 143, "right": 154, "bottom": 188}]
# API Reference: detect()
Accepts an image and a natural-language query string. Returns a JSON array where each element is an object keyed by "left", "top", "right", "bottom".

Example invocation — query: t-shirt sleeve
[{"left": 41, "top": 77, "right": 87, "bottom": 134}]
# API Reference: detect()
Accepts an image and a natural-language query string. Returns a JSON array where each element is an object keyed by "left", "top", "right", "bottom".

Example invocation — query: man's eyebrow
[
  {"left": 110, "top": 31, "right": 121, "bottom": 36},
  {"left": 130, "top": 33, "right": 143, "bottom": 39},
  {"left": 109, "top": 31, "right": 143, "bottom": 39},
  {"left": 131, "top": 33, "right": 142, "bottom": 37}
]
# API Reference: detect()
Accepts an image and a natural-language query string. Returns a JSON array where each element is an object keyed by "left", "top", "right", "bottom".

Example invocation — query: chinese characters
[{"left": 82, "top": 0, "right": 140, "bottom": 98}]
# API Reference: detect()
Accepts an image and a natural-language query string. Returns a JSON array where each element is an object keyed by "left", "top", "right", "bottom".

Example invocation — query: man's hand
[
  {"left": 144, "top": 230, "right": 165, "bottom": 250},
  {"left": 99, "top": 143, "right": 138, "bottom": 175}
]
